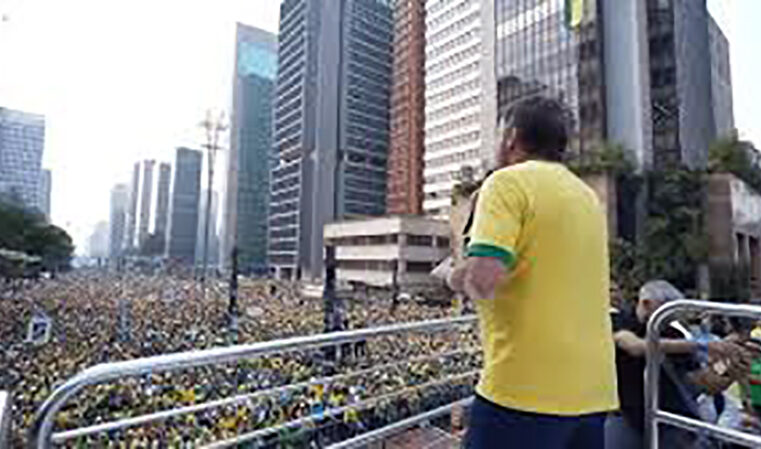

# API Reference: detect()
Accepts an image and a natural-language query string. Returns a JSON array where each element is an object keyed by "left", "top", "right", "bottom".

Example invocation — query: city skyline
[{"left": 0, "top": 0, "right": 756, "bottom": 253}]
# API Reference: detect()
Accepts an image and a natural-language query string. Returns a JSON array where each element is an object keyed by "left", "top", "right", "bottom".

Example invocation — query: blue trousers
[{"left": 464, "top": 395, "right": 606, "bottom": 449}]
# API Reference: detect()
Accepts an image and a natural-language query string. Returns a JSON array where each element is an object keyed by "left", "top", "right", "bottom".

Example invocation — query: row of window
[
  {"left": 327, "top": 233, "right": 450, "bottom": 248},
  {"left": 426, "top": 130, "right": 479, "bottom": 155},
  {"left": 427, "top": 11, "right": 479, "bottom": 49},
  {"left": 427, "top": 95, "right": 480, "bottom": 123},
  {"left": 425, "top": 146, "right": 480, "bottom": 170},
  {"left": 426, "top": 61, "right": 479, "bottom": 93},
  {"left": 427, "top": 0, "right": 475, "bottom": 30},
  {"left": 271, "top": 186, "right": 299, "bottom": 204},
  {"left": 427, "top": 43, "right": 481, "bottom": 78},
  {"left": 427, "top": 27, "right": 480, "bottom": 63},
  {"left": 425, "top": 112, "right": 480, "bottom": 141}
]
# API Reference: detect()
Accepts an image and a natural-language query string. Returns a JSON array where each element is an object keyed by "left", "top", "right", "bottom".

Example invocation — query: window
[
  {"left": 407, "top": 234, "right": 433, "bottom": 246},
  {"left": 406, "top": 261, "right": 434, "bottom": 273}
]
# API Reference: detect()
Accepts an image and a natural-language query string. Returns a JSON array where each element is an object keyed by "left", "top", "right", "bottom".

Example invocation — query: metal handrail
[
  {"left": 28, "top": 315, "right": 477, "bottom": 448},
  {"left": 645, "top": 299, "right": 761, "bottom": 448},
  {"left": 326, "top": 396, "right": 473, "bottom": 449},
  {"left": 202, "top": 371, "right": 478, "bottom": 449},
  {"left": 1, "top": 391, "right": 11, "bottom": 448}
]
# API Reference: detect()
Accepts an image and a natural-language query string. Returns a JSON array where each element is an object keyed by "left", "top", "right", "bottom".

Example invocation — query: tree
[
  {"left": 140, "top": 233, "right": 165, "bottom": 257},
  {"left": 0, "top": 199, "right": 74, "bottom": 277}
]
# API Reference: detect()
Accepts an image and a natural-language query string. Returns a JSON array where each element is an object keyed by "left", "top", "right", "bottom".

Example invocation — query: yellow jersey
[{"left": 468, "top": 160, "right": 618, "bottom": 415}]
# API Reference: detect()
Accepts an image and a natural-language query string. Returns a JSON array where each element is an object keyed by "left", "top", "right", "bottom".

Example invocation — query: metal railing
[
  {"left": 1, "top": 391, "right": 11, "bottom": 448},
  {"left": 28, "top": 314, "right": 477, "bottom": 449},
  {"left": 645, "top": 299, "right": 761, "bottom": 448}
]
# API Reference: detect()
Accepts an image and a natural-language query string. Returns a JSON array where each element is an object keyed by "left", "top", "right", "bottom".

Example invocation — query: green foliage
[
  {"left": 567, "top": 142, "right": 636, "bottom": 176},
  {"left": 0, "top": 199, "right": 74, "bottom": 276},
  {"left": 609, "top": 168, "right": 707, "bottom": 299},
  {"left": 709, "top": 136, "right": 761, "bottom": 193}
]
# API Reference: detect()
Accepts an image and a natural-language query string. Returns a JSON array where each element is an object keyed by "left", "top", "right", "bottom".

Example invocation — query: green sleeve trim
[{"left": 466, "top": 243, "right": 516, "bottom": 268}]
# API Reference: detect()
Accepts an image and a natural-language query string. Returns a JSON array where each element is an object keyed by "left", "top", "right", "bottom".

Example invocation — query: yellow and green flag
[{"left": 565, "top": 0, "right": 585, "bottom": 29}]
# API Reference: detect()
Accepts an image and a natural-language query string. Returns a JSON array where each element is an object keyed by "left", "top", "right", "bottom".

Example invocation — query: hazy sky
[{"left": 0, "top": 0, "right": 758, "bottom": 252}]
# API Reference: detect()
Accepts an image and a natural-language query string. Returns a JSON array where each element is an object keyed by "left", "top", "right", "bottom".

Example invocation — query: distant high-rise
[
  {"left": 0, "top": 107, "right": 45, "bottom": 211},
  {"left": 708, "top": 13, "right": 734, "bottom": 140},
  {"left": 138, "top": 160, "right": 155, "bottom": 246},
  {"left": 222, "top": 23, "right": 277, "bottom": 274},
  {"left": 167, "top": 147, "right": 202, "bottom": 264},
  {"left": 38, "top": 169, "right": 52, "bottom": 219},
  {"left": 125, "top": 162, "right": 140, "bottom": 251},
  {"left": 386, "top": 0, "right": 425, "bottom": 215},
  {"left": 109, "top": 184, "right": 129, "bottom": 258},
  {"left": 88, "top": 221, "right": 110, "bottom": 259},
  {"left": 422, "top": 0, "right": 495, "bottom": 217},
  {"left": 154, "top": 162, "right": 171, "bottom": 240},
  {"left": 269, "top": 0, "right": 393, "bottom": 280},
  {"left": 196, "top": 189, "right": 220, "bottom": 268}
]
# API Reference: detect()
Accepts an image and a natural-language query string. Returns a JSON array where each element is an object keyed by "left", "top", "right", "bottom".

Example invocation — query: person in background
[
  {"left": 449, "top": 96, "right": 618, "bottom": 448},
  {"left": 608, "top": 280, "right": 752, "bottom": 448}
]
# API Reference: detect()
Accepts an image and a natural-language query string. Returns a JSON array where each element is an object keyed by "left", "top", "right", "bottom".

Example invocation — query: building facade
[
  {"left": 222, "top": 23, "right": 278, "bottom": 274},
  {"left": 88, "top": 221, "right": 110, "bottom": 260},
  {"left": 167, "top": 148, "right": 202, "bottom": 264},
  {"left": 708, "top": 14, "right": 734, "bottom": 140},
  {"left": 154, "top": 162, "right": 171, "bottom": 241},
  {"left": 0, "top": 107, "right": 45, "bottom": 211},
  {"left": 422, "top": 0, "right": 496, "bottom": 217},
  {"left": 386, "top": 0, "right": 425, "bottom": 215},
  {"left": 38, "top": 169, "right": 51, "bottom": 219},
  {"left": 269, "top": 0, "right": 393, "bottom": 280},
  {"left": 324, "top": 215, "right": 450, "bottom": 287},
  {"left": 196, "top": 189, "right": 220, "bottom": 268},
  {"left": 109, "top": 183, "right": 129, "bottom": 259},
  {"left": 137, "top": 160, "right": 155, "bottom": 246},
  {"left": 125, "top": 162, "right": 140, "bottom": 251}
]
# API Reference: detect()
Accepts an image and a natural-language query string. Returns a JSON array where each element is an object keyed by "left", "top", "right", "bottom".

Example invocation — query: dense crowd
[{"left": 0, "top": 272, "right": 480, "bottom": 447}]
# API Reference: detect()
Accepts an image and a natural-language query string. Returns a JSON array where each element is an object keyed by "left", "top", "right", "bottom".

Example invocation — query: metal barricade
[
  {"left": 28, "top": 315, "right": 477, "bottom": 449},
  {"left": 645, "top": 299, "right": 761, "bottom": 448},
  {"left": 1, "top": 391, "right": 11, "bottom": 448}
]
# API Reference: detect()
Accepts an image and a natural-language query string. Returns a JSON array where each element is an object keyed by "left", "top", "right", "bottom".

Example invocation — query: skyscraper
[
  {"left": 386, "top": 0, "right": 425, "bottom": 215},
  {"left": 154, "top": 162, "right": 171, "bottom": 240},
  {"left": 38, "top": 169, "right": 52, "bottom": 219},
  {"left": 167, "top": 147, "right": 202, "bottom": 264},
  {"left": 269, "top": 0, "right": 393, "bottom": 280},
  {"left": 138, "top": 160, "right": 155, "bottom": 246},
  {"left": 708, "top": 14, "right": 734, "bottom": 140},
  {"left": 0, "top": 107, "right": 45, "bottom": 211},
  {"left": 125, "top": 162, "right": 140, "bottom": 251},
  {"left": 222, "top": 23, "right": 277, "bottom": 274},
  {"left": 88, "top": 221, "right": 110, "bottom": 259},
  {"left": 422, "top": 0, "right": 495, "bottom": 217},
  {"left": 109, "top": 183, "right": 129, "bottom": 259}
]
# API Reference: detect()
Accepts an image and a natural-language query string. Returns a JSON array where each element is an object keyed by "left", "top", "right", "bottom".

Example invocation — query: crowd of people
[{"left": 0, "top": 272, "right": 480, "bottom": 448}]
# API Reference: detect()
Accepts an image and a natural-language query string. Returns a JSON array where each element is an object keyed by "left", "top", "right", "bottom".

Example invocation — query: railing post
[{"left": 0, "top": 391, "right": 11, "bottom": 448}]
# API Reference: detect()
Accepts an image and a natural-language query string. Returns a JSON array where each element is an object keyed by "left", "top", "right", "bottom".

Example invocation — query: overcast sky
[{"left": 0, "top": 0, "right": 757, "bottom": 252}]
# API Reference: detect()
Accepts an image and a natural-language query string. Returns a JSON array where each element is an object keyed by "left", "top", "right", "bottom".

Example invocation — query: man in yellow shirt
[{"left": 450, "top": 96, "right": 618, "bottom": 448}]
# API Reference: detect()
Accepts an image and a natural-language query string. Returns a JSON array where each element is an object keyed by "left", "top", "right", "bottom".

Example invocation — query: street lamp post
[{"left": 200, "top": 110, "right": 228, "bottom": 296}]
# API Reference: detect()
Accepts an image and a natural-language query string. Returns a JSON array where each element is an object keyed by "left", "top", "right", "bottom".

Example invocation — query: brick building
[{"left": 386, "top": 0, "right": 426, "bottom": 215}]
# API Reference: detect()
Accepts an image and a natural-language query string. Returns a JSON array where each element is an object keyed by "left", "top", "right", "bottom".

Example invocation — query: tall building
[
  {"left": 125, "top": 162, "right": 140, "bottom": 251},
  {"left": 109, "top": 184, "right": 129, "bottom": 258},
  {"left": 154, "top": 162, "right": 171, "bottom": 240},
  {"left": 269, "top": 0, "right": 393, "bottom": 280},
  {"left": 644, "top": 0, "right": 734, "bottom": 168},
  {"left": 196, "top": 189, "right": 220, "bottom": 268},
  {"left": 138, "top": 160, "right": 155, "bottom": 246},
  {"left": 386, "top": 0, "right": 425, "bottom": 215},
  {"left": 88, "top": 221, "right": 110, "bottom": 259},
  {"left": 422, "top": 0, "right": 495, "bottom": 217},
  {"left": 38, "top": 169, "right": 52, "bottom": 219},
  {"left": 0, "top": 107, "right": 45, "bottom": 211},
  {"left": 222, "top": 23, "right": 277, "bottom": 274},
  {"left": 167, "top": 147, "right": 202, "bottom": 264}
]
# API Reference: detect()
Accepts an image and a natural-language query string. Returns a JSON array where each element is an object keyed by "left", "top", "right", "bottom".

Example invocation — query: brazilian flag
[{"left": 565, "top": 0, "right": 585, "bottom": 29}]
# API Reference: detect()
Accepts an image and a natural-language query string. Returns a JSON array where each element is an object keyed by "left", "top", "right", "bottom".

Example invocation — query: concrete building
[
  {"left": 222, "top": 23, "right": 277, "bottom": 274},
  {"left": 422, "top": 0, "right": 495, "bottom": 217},
  {"left": 109, "top": 183, "right": 129, "bottom": 259},
  {"left": 708, "top": 14, "right": 734, "bottom": 139},
  {"left": 196, "top": 189, "right": 220, "bottom": 268},
  {"left": 324, "top": 215, "right": 450, "bottom": 287},
  {"left": 38, "top": 169, "right": 51, "bottom": 219},
  {"left": 124, "top": 162, "right": 140, "bottom": 251},
  {"left": 0, "top": 107, "right": 45, "bottom": 211},
  {"left": 137, "top": 160, "right": 155, "bottom": 246},
  {"left": 386, "top": 0, "right": 425, "bottom": 215},
  {"left": 154, "top": 163, "right": 171, "bottom": 240},
  {"left": 88, "top": 221, "right": 110, "bottom": 260},
  {"left": 269, "top": 0, "right": 393, "bottom": 280},
  {"left": 167, "top": 148, "right": 202, "bottom": 264}
]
